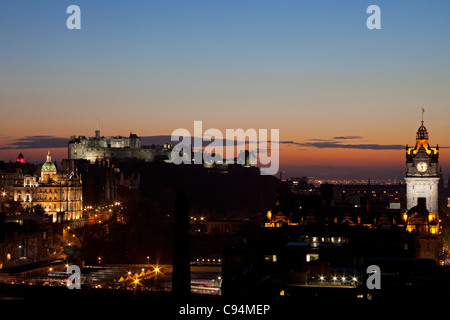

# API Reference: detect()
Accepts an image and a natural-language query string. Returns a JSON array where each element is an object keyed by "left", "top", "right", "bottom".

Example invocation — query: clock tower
[{"left": 405, "top": 120, "right": 440, "bottom": 217}]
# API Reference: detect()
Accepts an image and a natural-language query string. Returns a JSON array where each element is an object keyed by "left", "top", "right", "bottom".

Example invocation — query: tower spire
[
  {"left": 421, "top": 107, "right": 425, "bottom": 125},
  {"left": 95, "top": 118, "right": 100, "bottom": 139}
]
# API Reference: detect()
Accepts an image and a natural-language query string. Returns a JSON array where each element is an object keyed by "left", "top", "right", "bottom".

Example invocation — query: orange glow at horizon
[
  {"left": 280, "top": 147, "right": 406, "bottom": 167},
  {"left": 3, "top": 145, "right": 450, "bottom": 172},
  {"left": 280, "top": 145, "right": 450, "bottom": 171}
]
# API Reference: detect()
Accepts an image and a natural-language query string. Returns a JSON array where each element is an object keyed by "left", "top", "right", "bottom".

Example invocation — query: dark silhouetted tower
[
  {"left": 320, "top": 183, "right": 334, "bottom": 210},
  {"left": 16, "top": 153, "right": 25, "bottom": 164},
  {"left": 172, "top": 189, "right": 191, "bottom": 298}
]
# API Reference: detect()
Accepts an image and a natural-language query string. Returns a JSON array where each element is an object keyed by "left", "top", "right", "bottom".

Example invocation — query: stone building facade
[
  {"left": 13, "top": 152, "right": 83, "bottom": 222},
  {"left": 68, "top": 130, "right": 173, "bottom": 163}
]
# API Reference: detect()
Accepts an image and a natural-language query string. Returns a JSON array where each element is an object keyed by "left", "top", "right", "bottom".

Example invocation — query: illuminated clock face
[{"left": 417, "top": 162, "right": 428, "bottom": 173}]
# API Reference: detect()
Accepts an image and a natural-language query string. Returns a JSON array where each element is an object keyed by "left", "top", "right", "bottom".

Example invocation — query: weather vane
[{"left": 421, "top": 107, "right": 425, "bottom": 124}]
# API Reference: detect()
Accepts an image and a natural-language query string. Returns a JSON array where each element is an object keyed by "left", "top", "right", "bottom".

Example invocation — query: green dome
[
  {"left": 42, "top": 151, "right": 56, "bottom": 171},
  {"left": 42, "top": 161, "right": 56, "bottom": 171}
]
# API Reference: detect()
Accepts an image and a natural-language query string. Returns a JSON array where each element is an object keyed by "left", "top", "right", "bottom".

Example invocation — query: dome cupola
[
  {"left": 42, "top": 151, "right": 56, "bottom": 171},
  {"left": 416, "top": 122, "right": 429, "bottom": 141}
]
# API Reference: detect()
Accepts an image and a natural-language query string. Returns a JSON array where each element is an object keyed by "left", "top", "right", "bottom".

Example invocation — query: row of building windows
[
  {"left": 17, "top": 192, "right": 81, "bottom": 200},
  {"left": 341, "top": 190, "right": 400, "bottom": 194}
]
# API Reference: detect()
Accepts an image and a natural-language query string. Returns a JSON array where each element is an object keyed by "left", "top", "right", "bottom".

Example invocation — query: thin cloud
[
  {"left": 306, "top": 138, "right": 334, "bottom": 142},
  {"left": 303, "top": 141, "right": 405, "bottom": 150},
  {"left": 332, "top": 136, "right": 363, "bottom": 140},
  {"left": 279, "top": 139, "right": 406, "bottom": 150},
  {"left": 0, "top": 136, "right": 68, "bottom": 150},
  {"left": 1, "top": 135, "right": 447, "bottom": 153}
]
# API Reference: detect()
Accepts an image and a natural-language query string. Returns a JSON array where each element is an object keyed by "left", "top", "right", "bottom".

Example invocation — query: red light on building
[{"left": 17, "top": 153, "right": 25, "bottom": 164}]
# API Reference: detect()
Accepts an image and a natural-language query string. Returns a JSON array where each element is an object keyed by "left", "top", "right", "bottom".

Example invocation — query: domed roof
[
  {"left": 42, "top": 151, "right": 56, "bottom": 171},
  {"left": 42, "top": 162, "right": 56, "bottom": 171}
]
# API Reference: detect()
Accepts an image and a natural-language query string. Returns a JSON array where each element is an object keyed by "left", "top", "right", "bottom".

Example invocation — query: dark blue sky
[{"left": 1, "top": 1, "right": 449, "bottom": 177}]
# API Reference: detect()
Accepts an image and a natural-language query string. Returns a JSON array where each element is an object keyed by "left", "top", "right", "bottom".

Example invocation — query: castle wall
[
  {"left": 69, "top": 143, "right": 171, "bottom": 163},
  {"left": 68, "top": 131, "right": 172, "bottom": 163}
]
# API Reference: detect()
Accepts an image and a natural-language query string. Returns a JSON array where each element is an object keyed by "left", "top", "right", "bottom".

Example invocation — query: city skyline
[
  {"left": 0, "top": 119, "right": 448, "bottom": 180},
  {"left": 1, "top": 1, "right": 450, "bottom": 312},
  {"left": 1, "top": 1, "right": 450, "bottom": 178}
]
